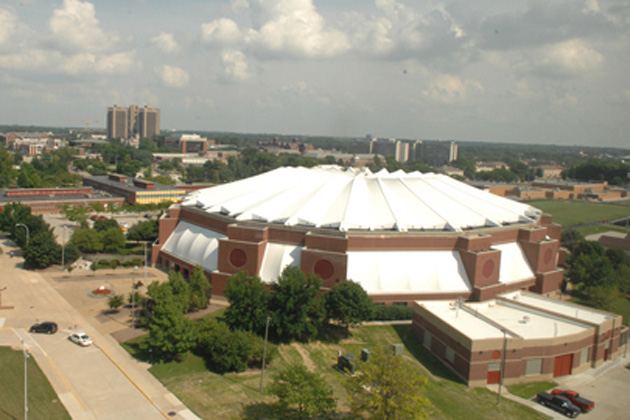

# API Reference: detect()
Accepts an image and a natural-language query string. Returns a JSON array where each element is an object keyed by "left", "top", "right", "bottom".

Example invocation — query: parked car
[
  {"left": 68, "top": 332, "right": 93, "bottom": 347},
  {"left": 90, "top": 215, "right": 99, "bottom": 221},
  {"left": 536, "top": 392, "right": 581, "bottom": 418},
  {"left": 551, "top": 389, "right": 595, "bottom": 413},
  {"left": 29, "top": 322, "right": 58, "bottom": 334}
]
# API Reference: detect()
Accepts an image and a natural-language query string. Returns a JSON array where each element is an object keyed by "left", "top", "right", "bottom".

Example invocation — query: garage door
[{"left": 553, "top": 354, "right": 573, "bottom": 377}]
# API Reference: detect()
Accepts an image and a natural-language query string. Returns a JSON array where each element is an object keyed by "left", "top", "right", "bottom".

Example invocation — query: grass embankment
[
  {"left": 507, "top": 381, "right": 557, "bottom": 399},
  {"left": 124, "top": 325, "right": 546, "bottom": 420},
  {"left": 0, "top": 347, "right": 71, "bottom": 420},
  {"left": 527, "top": 199, "right": 630, "bottom": 227}
]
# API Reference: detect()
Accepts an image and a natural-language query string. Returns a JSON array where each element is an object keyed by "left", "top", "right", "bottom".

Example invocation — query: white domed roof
[{"left": 181, "top": 166, "right": 541, "bottom": 232}]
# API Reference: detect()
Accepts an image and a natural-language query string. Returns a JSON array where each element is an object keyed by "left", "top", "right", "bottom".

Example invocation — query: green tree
[
  {"left": 270, "top": 363, "right": 336, "bottom": 419},
  {"left": 223, "top": 271, "right": 270, "bottom": 334},
  {"left": 345, "top": 347, "right": 430, "bottom": 420},
  {"left": 71, "top": 228, "right": 104, "bottom": 253},
  {"left": 23, "top": 229, "right": 61, "bottom": 269},
  {"left": 168, "top": 271, "right": 192, "bottom": 311},
  {"left": 561, "top": 229, "right": 583, "bottom": 253},
  {"left": 93, "top": 218, "right": 118, "bottom": 232},
  {"left": 324, "top": 281, "right": 373, "bottom": 327},
  {"left": 568, "top": 241, "right": 616, "bottom": 294},
  {"left": 144, "top": 279, "right": 197, "bottom": 359},
  {"left": 189, "top": 265, "right": 211, "bottom": 311},
  {"left": 107, "top": 294, "right": 125, "bottom": 312},
  {"left": 101, "top": 227, "right": 126, "bottom": 253},
  {"left": 126, "top": 220, "right": 159, "bottom": 242},
  {"left": 0, "top": 148, "right": 17, "bottom": 187},
  {"left": 270, "top": 267, "right": 323, "bottom": 341}
]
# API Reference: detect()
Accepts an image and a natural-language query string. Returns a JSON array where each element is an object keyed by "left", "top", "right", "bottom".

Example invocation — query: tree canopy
[
  {"left": 223, "top": 271, "right": 270, "bottom": 334},
  {"left": 345, "top": 347, "right": 430, "bottom": 420},
  {"left": 324, "top": 281, "right": 373, "bottom": 327}
]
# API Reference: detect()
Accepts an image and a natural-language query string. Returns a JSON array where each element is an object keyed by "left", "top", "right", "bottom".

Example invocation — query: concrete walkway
[
  {"left": 0, "top": 242, "right": 200, "bottom": 420},
  {"left": 487, "top": 355, "right": 630, "bottom": 419}
]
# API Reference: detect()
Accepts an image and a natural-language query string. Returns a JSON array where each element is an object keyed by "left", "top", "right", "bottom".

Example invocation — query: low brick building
[{"left": 412, "top": 291, "right": 627, "bottom": 386}]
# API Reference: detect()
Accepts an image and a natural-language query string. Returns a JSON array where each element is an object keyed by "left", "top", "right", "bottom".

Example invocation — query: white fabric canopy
[
  {"left": 259, "top": 243, "right": 303, "bottom": 283},
  {"left": 182, "top": 166, "right": 541, "bottom": 232},
  {"left": 161, "top": 221, "right": 226, "bottom": 272},
  {"left": 492, "top": 242, "right": 535, "bottom": 284},
  {"left": 346, "top": 250, "right": 472, "bottom": 295}
]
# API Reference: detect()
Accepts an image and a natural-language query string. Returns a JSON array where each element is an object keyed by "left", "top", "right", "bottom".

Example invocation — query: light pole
[
  {"left": 15, "top": 223, "right": 29, "bottom": 245},
  {"left": 259, "top": 316, "right": 271, "bottom": 393},
  {"left": 143, "top": 242, "right": 148, "bottom": 285},
  {"left": 131, "top": 266, "right": 138, "bottom": 328},
  {"left": 22, "top": 340, "right": 29, "bottom": 420},
  {"left": 61, "top": 225, "right": 67, "bottom": 271}
]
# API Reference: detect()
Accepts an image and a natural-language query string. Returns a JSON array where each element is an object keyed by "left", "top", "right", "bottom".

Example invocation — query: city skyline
[{"left": 0, "top": 0, "right": 628, "bottom": 148}]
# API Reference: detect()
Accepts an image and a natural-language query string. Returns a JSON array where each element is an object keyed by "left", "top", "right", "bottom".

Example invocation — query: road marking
[
  {"left": 96, "top": 344, "right": 170, "bottom": 419},
  {"left": 11, "top": 327, "right": 86, "bottom": 411}
]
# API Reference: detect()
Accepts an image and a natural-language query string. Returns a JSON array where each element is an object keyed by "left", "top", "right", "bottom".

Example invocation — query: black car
[
  {"left": 29, "top": 322, "right": 58, "bottom": 334},
  {"left": 537, "top": 392, "right": 581, "bottom": 418}
]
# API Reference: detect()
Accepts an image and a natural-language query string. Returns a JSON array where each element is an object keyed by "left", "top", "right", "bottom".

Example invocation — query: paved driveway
[{"left": 0, "top": 240, "right": 199, "bottom": 420}]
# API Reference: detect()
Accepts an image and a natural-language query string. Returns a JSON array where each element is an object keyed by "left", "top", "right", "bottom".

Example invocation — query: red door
[
  {"left": 487, "top": 370, "right": 500, "bottom": 384},
  {"left": 553, "top": 354, "right": 573, "bottom": 377},
  {"left": 603, "top": 348, "right": 609, "bottom": 361}
]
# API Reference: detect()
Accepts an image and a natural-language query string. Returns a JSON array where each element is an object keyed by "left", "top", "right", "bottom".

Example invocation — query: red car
[{"left": 551, "top": 389, "right": 594, "bottom": 413}]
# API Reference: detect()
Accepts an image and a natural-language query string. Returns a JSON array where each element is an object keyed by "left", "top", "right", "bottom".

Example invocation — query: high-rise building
[
  {"left": 138, "top": 106, "right": 160, "bottom": 138},
  {"left": 106, "top": 104, "right": 160, "bottom": 140},
  {"left": 107, "top": 105, "right": 128, "bottom": 139}
]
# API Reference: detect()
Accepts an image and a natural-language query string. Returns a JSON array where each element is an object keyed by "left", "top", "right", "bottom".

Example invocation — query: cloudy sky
[{"left": 1, "top": 0, "right": 628, "bottom": 147}]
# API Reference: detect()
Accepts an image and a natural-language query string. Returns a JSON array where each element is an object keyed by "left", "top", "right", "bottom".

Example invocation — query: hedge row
[{"left": 370, "top": 304, "right": 413, "bottom": 321}]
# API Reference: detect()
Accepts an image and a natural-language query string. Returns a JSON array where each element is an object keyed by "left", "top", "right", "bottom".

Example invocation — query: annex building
[
  {"left": 412, "top": 291, "right": 628, "bottom": 386},
  {"left": 154, "top": 165, "right": 564, "bottom": 302}
]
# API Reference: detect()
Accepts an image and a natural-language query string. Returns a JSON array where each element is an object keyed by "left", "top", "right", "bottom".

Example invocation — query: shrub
[{"left": 370, "top": 305, "right": 413, "bottom": 321}]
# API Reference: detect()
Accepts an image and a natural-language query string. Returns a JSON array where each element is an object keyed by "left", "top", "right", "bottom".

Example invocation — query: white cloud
[
  {"left": 423, "top": 75, "right": 483, "bottom": 103},
  {"left": 157, "top": 65, "right": 190, "bottom": 88},
  {"left": 60, "top": 50, "right": 136, "bottom": 74},
  {"left": 0, "top": 7, "right": 17, "bottom": 46},
  {"left": 544, "top": 39, "right": 603, "bottom": 72},
  {"left": 201, "top": 18, "right": 242, "bottom": 47},
  {"left": 49, "top": 0, "right": 117, "bottom": 53},
  {"left": 245, "top": 0, "right": 350, "bottom": 58},
  {"left": 152, "top": 32, "right": 179, "bottom": 54},
  {"left": 221, "top": 49, "right": 249, "bottom": 82}
]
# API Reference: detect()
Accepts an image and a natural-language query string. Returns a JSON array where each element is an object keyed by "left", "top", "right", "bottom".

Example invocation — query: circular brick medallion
[
  {"left": 314, "top": 259, "right": 334, "bottom": 280},
  {"left": 229, "top": 249, "right": 247, "bottom": 268},
  {"left": 491, "top": 350, "right": 501, "bottom": 360},
  {"left": 482, "top": 259, "right": 495, "bottom": 278}
]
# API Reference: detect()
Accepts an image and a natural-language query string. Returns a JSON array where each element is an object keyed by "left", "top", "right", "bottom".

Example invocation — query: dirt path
[{"left": 291, "top": 342, "right": 317, "bottom": 372}]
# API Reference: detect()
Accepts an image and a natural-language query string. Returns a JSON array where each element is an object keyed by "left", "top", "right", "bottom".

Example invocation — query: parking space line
[
  {"left": 11, "top": 327, "right": 86, "bottom": 411},
  {"left": 96, "top": 344, "right": 170, "bottom": 419}
]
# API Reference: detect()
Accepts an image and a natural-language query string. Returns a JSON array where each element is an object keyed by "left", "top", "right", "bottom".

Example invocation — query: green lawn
[
  {"left": 124, "top": 325, "right": 547, "bottom": 420},
  {"left": 0, "top": 347, "right": 71, "bottom": 420},
  {"left": 526, "top": 200, "right": 630, "bottom": 226},
  {"left": 507, "top": 381, "right": 557, "bottom": 399}
]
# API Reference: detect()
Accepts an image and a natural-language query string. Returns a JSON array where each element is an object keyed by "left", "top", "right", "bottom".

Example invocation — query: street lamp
[{"left": 15, "top": 223, "right": 29, "bottom": 245}]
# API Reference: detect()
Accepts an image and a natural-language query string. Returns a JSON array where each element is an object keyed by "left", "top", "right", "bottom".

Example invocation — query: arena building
[{"left": 153, "top": 166, "right": 564, "bottom": 303}]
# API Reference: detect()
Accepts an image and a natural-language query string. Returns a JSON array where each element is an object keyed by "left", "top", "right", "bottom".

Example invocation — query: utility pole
[
  {"left": 23, "top": 340, "right": 29, "bottom": 420},
  {"left": 61, "top": 226, "right": 66, "bottom": 271},
  {"left": 259, "top": 316, "right": 271, "bottom": 393},
  {"left": 497, "top": 329, "right": 508, "bottom": 405},
  {"left": 16, "top": 224, "right": 29, "bottom": 245}
]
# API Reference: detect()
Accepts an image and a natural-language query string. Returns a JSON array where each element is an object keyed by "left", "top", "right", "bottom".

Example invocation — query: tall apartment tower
[
  {"left": 106, "top": 104, "right": 160, "bottom": 139},
  {"left": 138, "top": 106, "right": 161, "bottom": 138},
  {"left": 107, "top": 105, "right": 129, "bottom": 139}
]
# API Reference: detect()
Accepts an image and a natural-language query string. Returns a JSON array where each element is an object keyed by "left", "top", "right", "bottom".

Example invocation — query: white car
[{"left": 69, "top": 332, "right": 93, "bottom": 347}]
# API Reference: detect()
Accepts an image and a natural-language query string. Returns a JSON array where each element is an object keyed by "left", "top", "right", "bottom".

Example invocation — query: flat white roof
[
  {"left": 501, "top": 291, "right": 615, "bottom": 324},
  {"left": 416, "top": 292, "right": 597, "bottom": 341}
]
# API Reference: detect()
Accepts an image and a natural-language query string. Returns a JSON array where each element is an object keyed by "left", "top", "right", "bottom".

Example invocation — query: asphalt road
[{"left": 0, "top": 237, "right": 199, "bottom": 420}]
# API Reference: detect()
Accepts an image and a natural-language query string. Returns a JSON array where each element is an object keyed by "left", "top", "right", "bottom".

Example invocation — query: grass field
[
  {"left": 526, "top": 200, "right": 630, "bottom": 227},
  {"left": 0, "top": 347, "right": 71, "bottom": 420},
  {"left": 124, "top": 325, "right": 547, "bottom": 420},
  {"left": 507, "top": 381, "right": 557, "bottom": 399}
]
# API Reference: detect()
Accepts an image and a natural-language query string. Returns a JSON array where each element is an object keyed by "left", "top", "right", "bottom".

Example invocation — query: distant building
[
  {"left": 107, "top": 105, "right": 160, "bottom": 140},
  {"left": 0, "top": 186, "right": 123, "bottom": 214},
  {"left": 84, "top": 174, "right": 185, "bottom": 205},
  {"left": 0, "top": 132, "right": 65, "bottom": 156},
  {"left": 347, "top": 137, "right": 457, "bottom": 166},
  {"left": 164, "top": 134, "right": 215, "bottom": 153}
]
